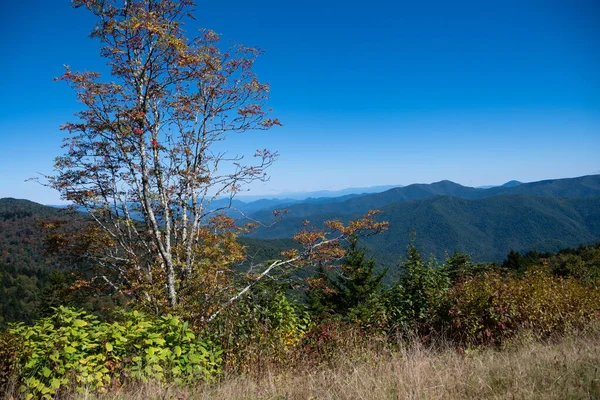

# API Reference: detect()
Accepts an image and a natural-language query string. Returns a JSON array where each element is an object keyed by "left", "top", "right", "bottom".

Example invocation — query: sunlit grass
[{"left": 74, "top": 332, "right": 600, "bottom": 400}]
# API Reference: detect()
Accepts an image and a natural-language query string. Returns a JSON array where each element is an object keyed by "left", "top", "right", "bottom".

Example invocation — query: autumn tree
[
  {"left": 45, "top": 0, "right": 388, "bottom": 323},
  {"left": 47, "top": 0, "right": 280, "bottom": 313}
]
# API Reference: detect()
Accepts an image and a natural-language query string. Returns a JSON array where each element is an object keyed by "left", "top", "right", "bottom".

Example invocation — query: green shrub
[
  {"left": 445, "top": 270, "right": 600, "bottom": 345},
  {"left": 547, "top": 246, "right": 600, "bottom": 285},
  {"left": 0, "top": 307, "right": 222, "bottom": 398},
  {"left": 208, "top": 279, "right": 312, "bottom": 373}
]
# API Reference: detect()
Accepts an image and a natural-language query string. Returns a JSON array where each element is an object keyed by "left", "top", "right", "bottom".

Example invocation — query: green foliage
[
  {"left": 209, "top": 278, "right": 312, "bottom": 373},
  {"left": 442, "top": 251, "right": 497, "bottom": 282},
  {"left": 383, "top": 245, "right": 450, "bottom": 330},
  {"left": 0, "top": 264, "right": 47, "bottom": 328},
  {"left": 547, "top": 243, "right": 600, "bottom": 285},
  {"left": 307, "top": 237, "right": 387, "bottom": 327},
  {"left": 444, "top": 270, "right": 600, "bottom": 345},
  {"left": 0, "top": 307, "right": 222, "bottom": 398}
]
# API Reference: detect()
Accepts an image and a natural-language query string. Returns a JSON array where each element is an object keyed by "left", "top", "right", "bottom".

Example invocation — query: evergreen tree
[
  {"left": 307, "top": 236, "right": 386, "bottom": 323},
  {"left": 384, "top": 244, "right": 449, "bottom": 327},
  {"left": 306, "top": 262, "right": 334, "bottom": 318},
  {"left": 330, "top": 237, "right": 386, "bottom": 314},
  {"left": 503, "top": 249, "right": 524, "bottom": 273}
]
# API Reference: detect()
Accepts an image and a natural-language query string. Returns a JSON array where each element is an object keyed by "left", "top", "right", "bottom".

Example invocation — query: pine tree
[
  {"left": 384, "top": 244, "right": 449, "bottom": 327},
  {"left": 503, "top": 249, "right": 524, "bottom": 272},
  {"left": 307, "top": 236, "right": 386, "bottom": 323}
]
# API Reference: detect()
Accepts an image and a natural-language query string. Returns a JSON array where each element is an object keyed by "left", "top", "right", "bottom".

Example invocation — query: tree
[
  {"left": 45, "top": 0, "right": 388, "bottom": 322},
  {"left": 502, "top": 249, "right": 524, "bottom": 273},
  {"left": 305, "top": 236, "right": 386, "bottom": 326},
  {"left": 384, "top": 244, "right": 449, "bottom": 328},
  {"left": 45, "top": 0, "right": 280, "bottom": 314},
  {"left": 332, "top": 237, "right": 385, "bottom": 312}
]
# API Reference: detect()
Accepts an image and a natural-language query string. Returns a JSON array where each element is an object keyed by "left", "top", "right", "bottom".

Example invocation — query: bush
[
  {"left": 0, "top": 307, "right": 222, "bottom": 398},
  {"left": 208, "top": 279, "right": 312, "bottom": 373},
  {"left": 547, "top": 245, "right": 600, "bottom": 285},
  {"left": 445, "top": 270, "right": 600, "bottom": 345}
]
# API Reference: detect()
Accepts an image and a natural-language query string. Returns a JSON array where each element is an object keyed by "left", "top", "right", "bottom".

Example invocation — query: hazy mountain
[
  {"left": 233, "top": 184, "right": 403, "bottom": 202},
  {"left": 6, "top": 174, "right": 600, "bottom": 268},
  {"left": 502, "top": 180, "right": 522, "bottom": 188},
  {"left": 477, "top": 180, "right": 523, "bottom": 189},
  {"left": 48, "top": 185, "right": 405, "bottom": 218},
  {"left": 483, "top": 175, "right": 600, "bottom": 198},
  {"left": 208, "top": 188, "right": 402, "bottom": 217}
]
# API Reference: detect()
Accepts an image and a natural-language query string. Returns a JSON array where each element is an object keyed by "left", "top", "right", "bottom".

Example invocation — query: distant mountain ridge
[
  {"left": 502, "top": 180, "right": 522, "bottom": 188},
  {"left": 248, "top": 175, "right": 600, "bottom": 224},
  {"left": 477, "top": 180, "right": 522, "bottom": 189},
  {"left": 4, "top": 174, "right": 600, "bottom": 266},
  {"left": 233, "top": 184, "right": 404, "bottom": 202},
  {"left": 246, "top": 175, "right": 600, "bottom": 262}
]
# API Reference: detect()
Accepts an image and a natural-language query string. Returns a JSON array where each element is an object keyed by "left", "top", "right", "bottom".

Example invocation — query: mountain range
[
  {"left": 246, "top": 175, "right": 600, "bottom": 262},
  {"left": 2, "top": 175, "right": 599, "bottom": 271}
]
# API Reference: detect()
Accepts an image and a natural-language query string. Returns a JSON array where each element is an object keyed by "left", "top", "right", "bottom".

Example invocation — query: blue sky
[{"left": 1, "top": 0, "right": 599, "bottom": 203}]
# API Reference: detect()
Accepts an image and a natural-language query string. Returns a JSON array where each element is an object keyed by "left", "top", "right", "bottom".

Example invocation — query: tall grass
[{"left": 61, "top": 332, "right": 600, "bottom": 400}]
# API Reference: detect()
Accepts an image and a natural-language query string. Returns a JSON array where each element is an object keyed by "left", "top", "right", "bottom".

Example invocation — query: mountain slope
[
  {"left": 482, "top": 175, "right": 600, "bottom": 198},
  {"left": 249, "top": 194, "right": 600, "bottom": 263},
  {"left": 366, "top": 195, "right": 600, "bottom": 262},
  {"left": 0, "top": 198, "right": 68, "bottom": 271}
]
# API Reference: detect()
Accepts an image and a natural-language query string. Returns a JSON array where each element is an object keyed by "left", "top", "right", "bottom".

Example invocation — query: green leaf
[
  {"left": 105, "top": 342, "right": 113, "bottom": 352},
  {"left": 73, "top": 319, "right": 88, "bottom": 327}
]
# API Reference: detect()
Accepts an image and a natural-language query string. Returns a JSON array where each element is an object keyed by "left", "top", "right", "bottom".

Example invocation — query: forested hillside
[
  {"left": 367, "top": 195, "right": 600, "bottom": 262},
  {"left": 0, "top": 198, "right": 67, "bottom": 271}
]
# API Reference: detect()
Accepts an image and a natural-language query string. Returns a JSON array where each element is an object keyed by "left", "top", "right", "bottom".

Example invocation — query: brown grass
[{"left": 63, "top": 332, "right": 600, "bottom": 400}]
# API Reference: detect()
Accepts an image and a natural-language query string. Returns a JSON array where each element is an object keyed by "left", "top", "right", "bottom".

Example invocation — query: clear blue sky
[{"left": 1, "top": 0, "right": 599, "bottom": 203}]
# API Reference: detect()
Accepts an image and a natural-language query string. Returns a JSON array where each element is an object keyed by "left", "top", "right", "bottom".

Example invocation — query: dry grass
[{"left": 69, "top": 332, "right": 600, "bottom": 400}]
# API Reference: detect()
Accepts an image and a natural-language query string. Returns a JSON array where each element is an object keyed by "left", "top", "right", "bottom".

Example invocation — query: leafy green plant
[
  {"left": 209, "top": 278, "right": 312, "bottom": 373},
  {"left": 0, "top": 307, "right": 222, "bottom": 398}
]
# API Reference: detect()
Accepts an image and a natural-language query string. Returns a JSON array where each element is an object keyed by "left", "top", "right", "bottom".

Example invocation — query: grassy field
[{"left": 62, "top": 332, "right": 600, "bottom": 400}]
